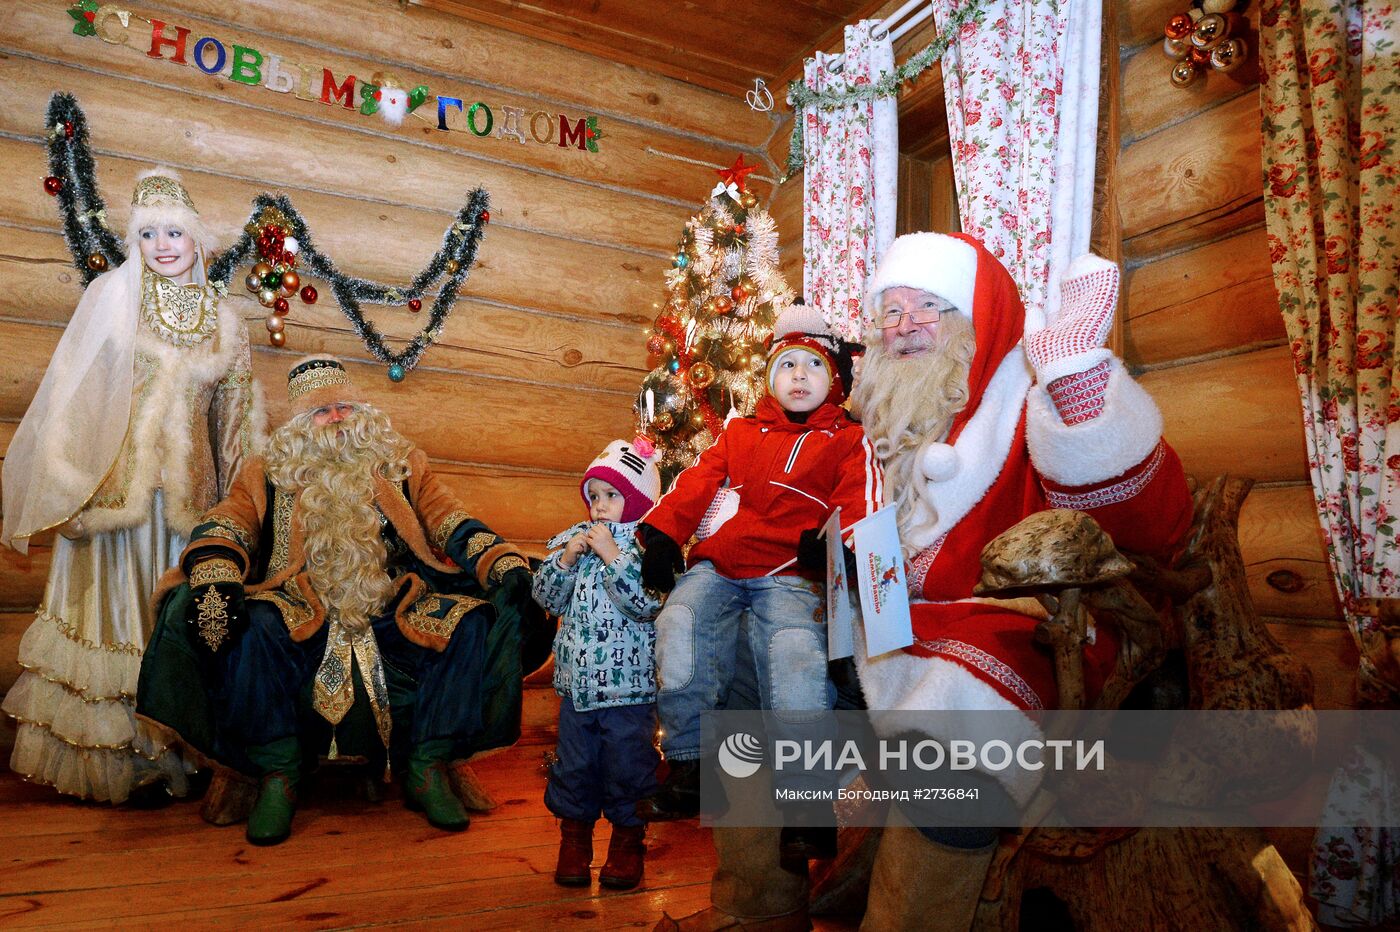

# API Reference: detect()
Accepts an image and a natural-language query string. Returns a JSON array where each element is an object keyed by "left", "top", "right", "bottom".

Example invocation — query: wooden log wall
[
  {"left": 770, "top": 0, "right": 1353, "bottom": 702},
  {"left": 0, "top": 0, "right": 780, "bottom": 695}
]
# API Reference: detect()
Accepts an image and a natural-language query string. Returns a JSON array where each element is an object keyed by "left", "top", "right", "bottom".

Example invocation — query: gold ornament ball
[
  {"left": 280, "top": 269, "right": 300, "bottom": 293},
  {"left": 85, "top": 252, "right": 108, "bottom": 272},
  {"left": 1163, "top": 35, "right": 1191, "bottom": 61},
  {"left": 269, "top": 329, "right": 287, "bottom": 348},
  {"left": 690, "top": 411, "right": 705, "bottom": 428},
  {"left": 1210, "top": 38, "right": 1246, "bottom": 73},
  {"left": 265, "top": 314, "right": 285, "bottom": 334},
  {"left": 688, "top": 361, "right": 716, "bottom": 389},
  {"left": 653, "top": 411, "right": 674, "bottom": 432},
  {"left": 1190, "top": 13, "right": 1228, "bottom": 50},
  {"left": 252, "top": 261, "right": 274, "bottom": 280},
  {"left": 446, "top": 259, "right": 460, "bottom": 274},
  {"left": 259, "top": 287, "right": 278, "bottom": 307},
  {"left": 739, "top": 191, "right": 759, "bottom": 209},
  {"left": 1170, "top": 60, "right": 1200, "bottom": 87}
]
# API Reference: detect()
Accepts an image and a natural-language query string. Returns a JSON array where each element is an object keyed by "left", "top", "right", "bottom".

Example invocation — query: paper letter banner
[
  {"left": 851, "top": 505, "right": 913, "bottom": 657},
  {"left": 824, "top": 507, "right": 854, "bottom": 661}
]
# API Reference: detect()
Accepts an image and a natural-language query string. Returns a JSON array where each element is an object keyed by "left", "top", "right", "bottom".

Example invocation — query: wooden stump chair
[{"left": 811, "top": 477, "right": 1320, "bottom": 930}]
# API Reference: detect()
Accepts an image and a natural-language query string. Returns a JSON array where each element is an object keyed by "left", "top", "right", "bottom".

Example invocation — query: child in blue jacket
[{"left": 532, "top": 439, "right": 662, "bottom": 890}]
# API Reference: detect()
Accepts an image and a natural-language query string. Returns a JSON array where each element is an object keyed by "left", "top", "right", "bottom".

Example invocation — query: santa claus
[{"left": 658, "top": 233, "right": 1193, "bottom": 931}]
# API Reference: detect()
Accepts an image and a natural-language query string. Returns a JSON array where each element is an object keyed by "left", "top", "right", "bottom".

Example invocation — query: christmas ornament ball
[
  {"left": 1164, "top": 12, "right": 1194, "bottom": 40},
  {"left": 43, "top": 176, "right": 62, "bottom": 196},
  {"left": 252, "top": 261, "right": 273, "bottom": 280},
  {"left": 739, "top": 191, "right": 759, "bottom": 209},
  {"left": 388, "top": 364, "right": 406, "bottom": 382},
  {"left": 1170, "top": 60, "right": 1200, "bottom": 87},
  {"left": 269, "top": 330, "right": 287, "bottom": 348},
  {"left": 265, "top": 314, "right": 285, "bottom": 333},
  {"left": 730, "top": 283, "right": 751, "bottom": 303},
  {"left": 480, "top": 211, "right": 490, "bottom": 224},
  {"left": 1190, "top": 12, "right": 1228, "bottom": 49},
  {"left": 646, "top": 333, "right": 666, "bottom": 355},
  {"left": 1210, "top": 38, "right": 1246, "bottom": 72},
  {"left": 273, "top": 297, "right": 290, "bottom": 315},
  {"left": 85, "top": 252, "right": 108, "bottom": 272},
  {"left": 245, "top": 271, "right": 264, "bottom": 293},
  {"left": 280, "top": 269, "right": 300, "bottom": 293},
  {"left": 445, "top": 259, "right": 460, "bottom": 274},
  {"left": 688, "top": 361, "right": 716, "bottom": 389},
  {"left": 408, "top": 298, "right": 422, "bottom": 312},
  {"left": 652, "top": 411, "right": 674, "bottom": 432},
  {"left": 1202, "top": 0, "right": 1236, "bottom": 13},
  {"left": 1163, "top": 35, "right": 1191, "bottom": 60},
  {"left": 300, "top": 285, "right": 318, "bottom": 304},
  {"left": 259, "top": 287, "right": 278, "bottom": 307}
]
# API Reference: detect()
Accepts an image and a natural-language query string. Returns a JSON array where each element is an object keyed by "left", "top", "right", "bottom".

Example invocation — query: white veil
[{"left": 2, "top": 255, "right": 144, "bottom": 552}]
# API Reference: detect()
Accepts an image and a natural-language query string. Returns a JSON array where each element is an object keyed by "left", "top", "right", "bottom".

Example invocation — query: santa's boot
[
  {"left": 654, "top": 824, "right": 810, "bottom": 931},
  {"left": 860, "top": 819, "right": 996, "bottom": 932},
  {"left": 245, "top": 737, "right": 301, "bottom": 846},
  {"left": 599, "top": 823, "right": 647, "bottom": 890},
  {"left": 555, "top": 818, "right": 595, "bottom": 886},
  {"left": 406, "top": 740, "right": 470, "bottom": 831}
]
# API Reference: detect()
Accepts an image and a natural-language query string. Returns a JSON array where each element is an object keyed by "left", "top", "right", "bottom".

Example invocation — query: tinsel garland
[
  {"left": 42, "top": 92, "right": 487, "bottom": 379},
  {"left": 781, "top": 0, "right": 989, "bottom": 181}
]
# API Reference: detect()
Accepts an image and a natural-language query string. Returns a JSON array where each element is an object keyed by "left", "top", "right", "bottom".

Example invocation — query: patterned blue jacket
[{"left": 531, "top": 520, "right": 660, "bottom": 711}]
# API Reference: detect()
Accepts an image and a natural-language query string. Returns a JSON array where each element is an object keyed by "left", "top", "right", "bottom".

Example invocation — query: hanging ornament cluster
[
  {"left": 41, "top": 92, "right": 489, "bottom": 382},
  {"left": 634, "top": 156, "right": 795, "bottom": 479},
  {"left": 1161, "top": 1, "right": 1249, "bottom": 88},
  {"left": 241, "top": 207, "right": 311, "bottom": 348}
]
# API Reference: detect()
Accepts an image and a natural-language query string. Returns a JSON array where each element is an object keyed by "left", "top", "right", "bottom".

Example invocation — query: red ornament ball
[
  {"left": 408, "top": 298, "right": 422, "bottom": 312},
  {"left": 1188, "top": 46, "right": 1212, "bottom": 66},
  {"left": 480, "top": 211, "right": 490, "bottom": 224},
  {"left": 43, "top": 176, "right": 62, "bottom": 196},
  {"left": 733, "top": 224, "right": 746, "bottom": 236},
  {"left": 273, "top": 297, "right": 290, "bottom": 315},
  {"left": 1164, "top": 12, "right": 1194, "bottom": 40},
  {"left": 300, "top": 285, "right": 318, "bottom": 304},
  {"left": 646, "top": 333, "right": 667, "bottom": 355},
  {"left": 63, "top": 121, "right": 74, "bottom": 140},
  {"left": 730, "top": 284, "right": 751, "bottom": 303}
]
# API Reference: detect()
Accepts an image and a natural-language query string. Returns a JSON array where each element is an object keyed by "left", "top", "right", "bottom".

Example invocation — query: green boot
[
  {"left": 407, "top": 740, "right": 469, "bottom": 831},
  {"left": 245, "top": 738, "right": 301, "bottom": 846}
]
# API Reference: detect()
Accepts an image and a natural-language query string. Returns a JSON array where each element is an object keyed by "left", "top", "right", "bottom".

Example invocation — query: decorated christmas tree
[{"left": 636, "top": 156, "right": 795, "bottom": 478}]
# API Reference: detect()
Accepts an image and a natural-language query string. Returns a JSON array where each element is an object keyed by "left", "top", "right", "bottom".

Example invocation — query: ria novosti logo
[{"left": 717, "top": 732, "right": 764, "bottom": 778}]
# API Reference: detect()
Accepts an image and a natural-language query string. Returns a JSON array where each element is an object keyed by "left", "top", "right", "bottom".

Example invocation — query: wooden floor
[{"left": 0, "top": 697, "right": 858, "bottom": 930}]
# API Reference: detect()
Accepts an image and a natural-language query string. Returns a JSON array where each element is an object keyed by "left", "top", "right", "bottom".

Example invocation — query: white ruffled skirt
[{"left": 2, "top": 493, "right": 190, "bottom": 802}]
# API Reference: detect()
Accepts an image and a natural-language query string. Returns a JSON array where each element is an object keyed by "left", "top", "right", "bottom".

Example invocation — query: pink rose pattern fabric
[
  {"left": 802, "top": 21, "right": 896, "bottom": 341},
  {"left": 931, "top": 0, "right": 1069, "bottom": 317},
  {"left": 1260, "top": 0, "right": 1400, "bottom": 920}
]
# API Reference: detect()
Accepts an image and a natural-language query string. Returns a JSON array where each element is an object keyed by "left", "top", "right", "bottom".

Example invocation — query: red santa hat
[{"left": 764, "top": 304, "right": 847, "bottom": 406}]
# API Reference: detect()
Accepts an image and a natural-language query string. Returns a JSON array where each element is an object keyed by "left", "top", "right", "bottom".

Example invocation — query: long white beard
[
  {"left": 850, "top": 317, "right": 975, "bottom": 551},
  {"left": 265, "top": 406, "right": 412, "bottom": 633}
]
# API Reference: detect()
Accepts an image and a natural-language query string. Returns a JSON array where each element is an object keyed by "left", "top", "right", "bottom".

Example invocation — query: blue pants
[
  {"left": 654, "top": 561, "right": 833, "bottom": 762},
  {"left": 545, "top": 698, "right": 659, "bottom": 827},
  {"left": 217, "top": 600, "right": 488, "bottom": 765}
]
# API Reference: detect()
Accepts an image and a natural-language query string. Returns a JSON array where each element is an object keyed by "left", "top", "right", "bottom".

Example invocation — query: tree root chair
[{"left": 810, "top": 477, "right": 1320, "bottom": 931}]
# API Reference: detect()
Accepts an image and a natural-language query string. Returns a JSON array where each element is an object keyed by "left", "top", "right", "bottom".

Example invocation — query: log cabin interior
[{"left": 0, "top": 0, "right": 1386, "bottom": 927}]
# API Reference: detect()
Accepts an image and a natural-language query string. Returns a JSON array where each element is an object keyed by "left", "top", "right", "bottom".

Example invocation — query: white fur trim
[
  {"left": 1027, "top": 358, "right": 1164, "bottom": 487},
  {"left": 852, "top": 619, "right": 1044, "bottom": 806},
  {"left": 865, "top": 233, "right": 977, "bottom": 319},
  {"left": 1034, "top": 346, "right": 1113, "bottom": 388},
  {"left": 903, "top": 350, "right": 1034, "bottom": 551}
]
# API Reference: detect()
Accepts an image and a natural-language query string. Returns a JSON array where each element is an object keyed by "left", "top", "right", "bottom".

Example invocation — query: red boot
[
  {"left": 555, "top": 818, "right": 595, "bottom": 886},
  {"left": 599, "top": 823, "right": 647, "bottom": 889}
]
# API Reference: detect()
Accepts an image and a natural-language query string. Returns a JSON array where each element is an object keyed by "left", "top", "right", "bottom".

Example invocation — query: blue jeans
[{"left": 655, "top": 561, "right": 833, "bottom": 762}]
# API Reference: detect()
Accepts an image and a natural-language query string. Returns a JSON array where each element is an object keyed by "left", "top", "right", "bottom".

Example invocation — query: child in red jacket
[{"left": 634, "top": 307, "right": 882, "bottom": 853}]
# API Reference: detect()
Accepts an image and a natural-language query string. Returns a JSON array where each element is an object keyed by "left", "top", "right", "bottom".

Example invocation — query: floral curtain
[
  {"left": 1260, "top": 0, "right": 1400, "bottom": 697},
  {"left": 931, "top": 0, "right": 1102, "bottom": 329},
  {"left": 802, "top": 21, "right": 897, "bottom": 341},
  {"left": 1259, "top": 0, "right": 1400, "bottom": 921}
]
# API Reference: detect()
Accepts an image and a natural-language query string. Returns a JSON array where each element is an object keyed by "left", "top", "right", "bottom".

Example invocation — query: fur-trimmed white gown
[{"left": 2, "top": 284, "right": 260, "bottom": 802}]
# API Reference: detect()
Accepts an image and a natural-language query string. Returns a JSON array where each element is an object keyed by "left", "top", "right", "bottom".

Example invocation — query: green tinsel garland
[
  {"left": 42, "top": 92, "right": 488, "bottom": 380},
  {"left": 781, "top": 0, "right": 989, "bottom": 181}
]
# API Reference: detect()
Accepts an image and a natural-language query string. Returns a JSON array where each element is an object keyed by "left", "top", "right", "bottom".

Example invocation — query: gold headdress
[{"left": 131, "top": 173, "right": 198, "bottom": 212}]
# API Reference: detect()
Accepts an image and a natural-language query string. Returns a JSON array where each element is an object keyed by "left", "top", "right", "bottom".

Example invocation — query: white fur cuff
[{"left": 1027, "top": 359, "right": 1164, "bottom": 487}]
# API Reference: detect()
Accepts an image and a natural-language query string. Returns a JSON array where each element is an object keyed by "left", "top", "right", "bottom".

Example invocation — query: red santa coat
[
  {"left": 852, "top": 233, "right": 1194, "bottom": 805},
  {"left": 644, "top": 395, "right": 882, "bottom": 579}
]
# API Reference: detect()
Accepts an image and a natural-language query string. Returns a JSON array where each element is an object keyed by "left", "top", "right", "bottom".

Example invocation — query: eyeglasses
[{"left": 877, "top": 305, "right": 948, "bottom": 329}]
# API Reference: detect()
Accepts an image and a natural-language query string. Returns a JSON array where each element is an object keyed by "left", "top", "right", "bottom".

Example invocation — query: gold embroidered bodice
[{"left": 139, "top": 266, "right": 219, "bottom": 347}]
